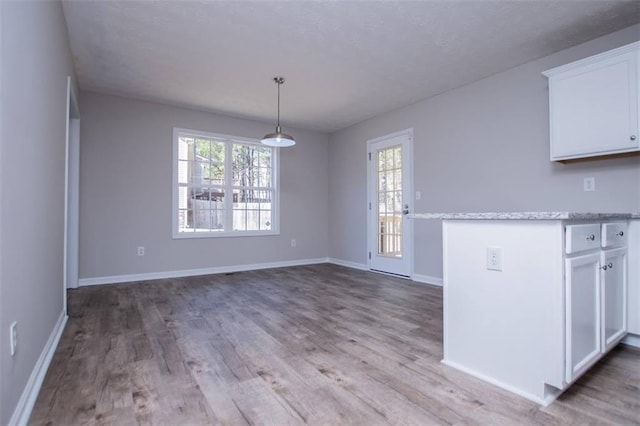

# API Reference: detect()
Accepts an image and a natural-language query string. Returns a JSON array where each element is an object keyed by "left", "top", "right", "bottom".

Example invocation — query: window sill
[{"left": 172, "top": 230, "right": 280, "bottom": 239}]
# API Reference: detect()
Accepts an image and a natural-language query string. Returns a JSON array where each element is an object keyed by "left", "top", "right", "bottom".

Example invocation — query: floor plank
[{"left": 30, "top": 264, "right": 640, "bottom": 425}]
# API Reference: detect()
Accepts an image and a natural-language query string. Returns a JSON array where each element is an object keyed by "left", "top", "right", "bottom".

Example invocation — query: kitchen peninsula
[{"left": 410, "top": 212, "right": 639, "bottom": 405}]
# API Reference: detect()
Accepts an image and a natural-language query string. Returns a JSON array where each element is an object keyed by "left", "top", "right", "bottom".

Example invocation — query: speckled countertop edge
[{"left": 408, "top": 212, "right": 639, "bottom": 220}]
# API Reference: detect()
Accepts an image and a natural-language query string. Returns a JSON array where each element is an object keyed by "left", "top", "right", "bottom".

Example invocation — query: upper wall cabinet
[{"left": 543, "top": 42, "right": 639, "bottom": 161}]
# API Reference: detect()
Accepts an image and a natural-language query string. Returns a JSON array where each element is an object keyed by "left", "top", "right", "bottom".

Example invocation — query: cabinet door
[
  {"left": 548, "top": 48, "right": 638, "bottom": 160},
  {"left": 565, "top": 252, "right": 601, "bottom": 383},
  {"left": 602, "top": 248, "right": 627, "bottom": 351},
  {"left": 627, "top": 221, "right": 640, "bottom": 335}
]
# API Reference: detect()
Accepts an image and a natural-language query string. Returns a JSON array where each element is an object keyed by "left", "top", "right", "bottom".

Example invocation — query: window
[{"left": 172, "top": 128, "right": 278, "bottom": 238}]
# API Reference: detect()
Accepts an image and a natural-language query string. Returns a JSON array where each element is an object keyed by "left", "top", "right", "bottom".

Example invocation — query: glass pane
[
  {"left": 178, "top": 209, "right": 190, "bottom": 232},
  {"left": 194, "top": 208, "right": 212, "bottom": 232},
  {"left": 260, "top": 210, "right": 272, "bottom": 230},
  {"left": 178, "top": 186, "right": 188, "bottom": 209},
  {"left": 385, "top": 149, "right": 394, "bottom": 170},
  {"left": 203, "top": 162, "right": 224, "bottom": 185},
  {"left": 178, "top": 137, "right": 193, "bottom": 160},
  {"left": 233, "top": 209, "right": 247, "bottom": 231},
  {"left": 394, "top": 191, "right": 403, "bottom": 214},
  {"left": 376, "top": 215, "right": 402, "bottom": 257},
  {"left": 178, "top": 161, "right": 189, "bottom": 184},
  {"left": 195, "top": 138, "right": 210, "bottom": 159},
  {"left": 193, "top": 159, "right": 207, "bottom": 188},
  {"left": 193, "top": 192, "right": 210, "bottom": 231},
  {"left": 375, "top": 144, "right": 403, "bottom": 258},
  {"left": 177, "top": 135, "right": 275, "bottom": 235},
  {"left": 386, "top": 170, "right": 394, "bottom": 190},
  {"left": 233, "top": 144, "right": 272, "bottom": 187},
  {"left": 386, "top": 193, "right": 395, "bottom": 214},
  {"left": 231, "top": 188, "right": 273, "bottom": 231},
  {"left": 246, "top": 210, "right": 260, "bottom": 231},
  {"left": 212, "top": 190, "right": 225, "bottom": 231},
  {"left": 394, "top": 146, "right": 402, "bottom": 169},
  {"left": 210, "top": 141, "right": 225, "bottom": 163}
]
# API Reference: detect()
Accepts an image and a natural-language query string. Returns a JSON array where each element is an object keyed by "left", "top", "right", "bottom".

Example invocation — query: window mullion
[{"left": 224, "top": 140, "right": 233, "bottom": 232}]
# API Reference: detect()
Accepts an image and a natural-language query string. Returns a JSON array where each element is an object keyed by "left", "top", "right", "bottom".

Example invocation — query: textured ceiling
[{"left": 62, "top": 1, "right": 640, "bottom": 133}]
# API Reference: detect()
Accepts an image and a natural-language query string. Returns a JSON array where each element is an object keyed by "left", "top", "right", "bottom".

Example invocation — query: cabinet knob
[
  {"left": 616, "top": 231, "right": 624, "bottom": 237},
  {"left": 631, "top": 135, "right": 637, "bottom": 141},
  {"left": 601, "top": 262, "right": 614, "bottom": 271},
  {"left": 586, "top": 234, "right": 595, "bottom": 241}
]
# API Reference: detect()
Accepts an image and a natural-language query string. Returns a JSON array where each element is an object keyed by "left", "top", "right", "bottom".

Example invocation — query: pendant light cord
[
  {"left": 276, "top": 77, "right": 282, "bottom": 130},
  {"left": 273, "top": 76, "right": 285, "bottom": 132}
]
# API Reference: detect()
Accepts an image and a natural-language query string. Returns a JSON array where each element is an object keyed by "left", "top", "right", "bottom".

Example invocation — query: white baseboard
[
  {"left": 79, "top": 257, "right": 444, "bottom": 288},
  {"left": 441, "top": 359, "right": 556, "bottom": 406},
  {"left": 326, "top": 258, "right": 369, "bottom": 271},
  {"left": 9, "top": 311, "right": 67, "bottom": 426},
  {"left": 327, "top": 259, "right": 444, "bottom": 287},
  {"left": 622, "top": 333, "right": 640, "bottom": 348},
  {"left": 412, "top": 274, "right": 443, "bottom": 286},
  {"left": 78, "top": 258, "right": 329, "bottom": 286}
]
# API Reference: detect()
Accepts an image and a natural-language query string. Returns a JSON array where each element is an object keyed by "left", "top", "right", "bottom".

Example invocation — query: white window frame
[{"left": 172, "top": 127, "right": 280, "bottom": 239}]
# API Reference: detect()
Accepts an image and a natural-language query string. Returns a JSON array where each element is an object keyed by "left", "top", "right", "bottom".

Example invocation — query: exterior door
[{"left": 367, "top": 130, "right": 413, "bottom": 277}]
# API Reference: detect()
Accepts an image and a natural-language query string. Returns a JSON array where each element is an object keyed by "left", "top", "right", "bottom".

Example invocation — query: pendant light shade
[{"left": 262, "top": 77, "right": 296, "bottom": 147}]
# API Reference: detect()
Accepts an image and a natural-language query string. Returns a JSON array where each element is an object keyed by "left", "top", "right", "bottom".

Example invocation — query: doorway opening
[
  {"left": 64, "top": 76, "right": 80, "bottom": 315},
  {"left": 367, "top": 129, "right": 413, "bottom": 277}
]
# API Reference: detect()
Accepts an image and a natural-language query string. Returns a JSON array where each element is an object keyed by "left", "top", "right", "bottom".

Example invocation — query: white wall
[
  {"left": 78, "top": 92, "right": 329, "bottom": 280},
  {"left": 0, "top": 1, "right": 77, "bottom": 423},
  {"left": 328, "top": 25, "right": 640, "bottom": 280}
]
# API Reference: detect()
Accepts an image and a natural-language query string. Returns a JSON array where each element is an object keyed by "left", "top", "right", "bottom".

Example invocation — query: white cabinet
[
  {"left": 565, "top": 223, "right": 600, "bottom": 254},
  {"left": 565, "top": 252, "right": 601, "bottom": 383},
  {"left": 602, "top": 222, "right": 628, "bottom": 248},
  {"left": 564, "top": 223, "right": 628, "bottom": 383},
  {"left": 602, "top": 247, "right": 627, "bottom": 351},
  {"left": 543, "top": 42, "right": 639, "bottom": 161},
  {"left": 441, "top": 218, "right": 630, "bottom": 405},
  {"left": 627, "top": 221, "right": 640, "bottom": 335}
]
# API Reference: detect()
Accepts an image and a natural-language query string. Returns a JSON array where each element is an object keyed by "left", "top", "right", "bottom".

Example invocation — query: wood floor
[{"left": 30, "top": 264, "right": 639, "bottom": 425}]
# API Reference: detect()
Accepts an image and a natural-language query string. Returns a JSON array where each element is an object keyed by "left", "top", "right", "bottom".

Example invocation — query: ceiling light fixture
[{"left": 261, "top": 76, "right": 295, "bottom": 147}]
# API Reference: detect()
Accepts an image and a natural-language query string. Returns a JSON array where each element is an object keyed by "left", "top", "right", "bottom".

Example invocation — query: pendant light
[{"left": 261, "top": 76, "right": 296, "bottom": 147}]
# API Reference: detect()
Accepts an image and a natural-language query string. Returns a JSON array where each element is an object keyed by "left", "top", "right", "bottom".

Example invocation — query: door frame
[
  {"left": 63, "top": 76, "right": 81, "bottom": 314},
  {"left": 366, "top": 128, "right": 414, "bottom": 278}
]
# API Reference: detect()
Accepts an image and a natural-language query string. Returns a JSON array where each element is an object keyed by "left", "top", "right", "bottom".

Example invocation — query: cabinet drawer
[
  {"left": 602, "top": 222, "right": 628, "bottom": 248},
  {"left": 566, "top": 224, "right": 601, "bottom": 254}
]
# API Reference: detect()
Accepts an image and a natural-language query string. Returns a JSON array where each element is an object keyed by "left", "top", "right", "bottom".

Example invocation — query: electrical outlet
[
  {"left": 415, "top": 191, "right": 422, "bottom": 200},
  {"left": 584, "top": 177, "right": 595, "bottom": 192},
  {"left": 137, "top": 246, "right": 145, "bottom": 256},
  {"left": 291, "top": 239, "right": 297, "bottom": 248},
  {"left": 10, "top": 321, "right": 17, "bottom": 356},
  {"left": 487, "top": 247, "right": 503, "bottom": 271}
]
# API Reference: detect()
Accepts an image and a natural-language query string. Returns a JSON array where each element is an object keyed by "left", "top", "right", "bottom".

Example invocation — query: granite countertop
[{"left": 409, "top": 212, "right": 640, "bottom": 220}]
